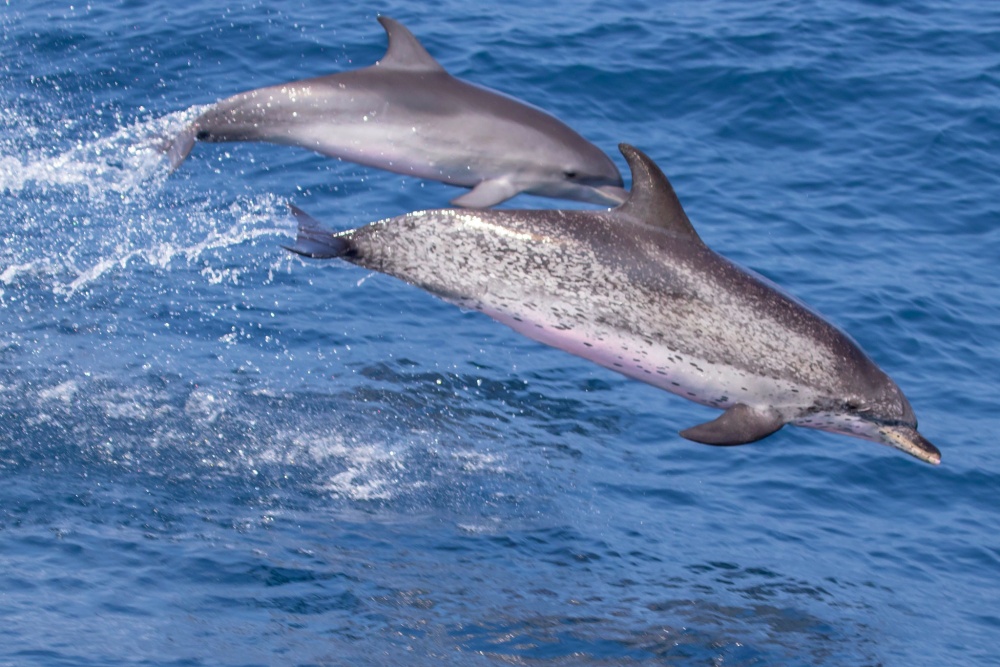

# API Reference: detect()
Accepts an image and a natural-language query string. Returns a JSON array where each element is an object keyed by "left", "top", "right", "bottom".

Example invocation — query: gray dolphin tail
[
  {"left": 283, "top": 205, "right": 351, "bottom": 259},
  {"left": 160, "top": 122, "right": 198, "bottom": 172}
]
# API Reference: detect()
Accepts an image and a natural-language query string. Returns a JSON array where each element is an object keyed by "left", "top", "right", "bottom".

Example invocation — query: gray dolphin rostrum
[
  {"left": 285, "top": 144, "right": 940, "bottom": 465},
  {"left": 164, "top": 16, "right": 626, "bottom": 209}
]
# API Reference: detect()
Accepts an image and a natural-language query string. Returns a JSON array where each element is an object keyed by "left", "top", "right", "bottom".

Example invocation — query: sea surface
[{"left": 1, "top": 1, "right": 998, "bottom": 665}]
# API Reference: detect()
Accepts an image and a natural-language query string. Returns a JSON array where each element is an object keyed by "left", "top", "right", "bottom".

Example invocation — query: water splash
[
  {"left": 0, "top": 192, "right": 291, "bottom": 297},
  {"left": 0, "top": 105, "right": 294, "bottom": 297},
  {"left": 0, "top": 106, "right": 205, "bottom": 200}
]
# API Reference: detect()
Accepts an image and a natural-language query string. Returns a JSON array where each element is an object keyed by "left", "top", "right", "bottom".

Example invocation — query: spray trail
[{"left": 0, "top": 105, "right": 293, "bottom": 297}]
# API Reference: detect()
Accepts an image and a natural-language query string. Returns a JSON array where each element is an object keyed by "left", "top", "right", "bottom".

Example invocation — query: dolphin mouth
[
  {"left": 590, "top": 184, "right": 629, "bottom": 206},
  {"left": 878, "top": 425, "right": 941, "bottom": 465}
]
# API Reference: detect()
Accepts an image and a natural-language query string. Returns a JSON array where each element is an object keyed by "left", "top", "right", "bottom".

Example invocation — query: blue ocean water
[{"left": 1, "top": 1, "right": 998, "bottom": 664}]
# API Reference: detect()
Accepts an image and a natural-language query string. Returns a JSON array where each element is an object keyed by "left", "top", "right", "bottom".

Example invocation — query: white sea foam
[
  {"left": 98, "top": 385, "right": 173, "bottom": 421},
  {"left": 252, "top": 429, "right": 508, "bottom": 503},
  {"left": 37, "top": 380, "right": 79, "bottom": 404},
  {"left": 286, "top": 431, "right": 407, "bottom": 501},
  {"left": 184, "top": 386, "right": 229, "bottom": 424}
]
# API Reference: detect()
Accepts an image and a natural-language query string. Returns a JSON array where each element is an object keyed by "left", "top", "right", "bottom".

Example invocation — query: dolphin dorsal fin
[
  {"left": 616, "top": 144, "right": 702, "bottom": 243},
  {"left": 376, "top": 16, "right": 446, "bottom": 73}
]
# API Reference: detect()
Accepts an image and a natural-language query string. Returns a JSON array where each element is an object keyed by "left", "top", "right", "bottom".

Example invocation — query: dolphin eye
[{"left": 563, "top": 170, "right": 578, "bottom": 179}]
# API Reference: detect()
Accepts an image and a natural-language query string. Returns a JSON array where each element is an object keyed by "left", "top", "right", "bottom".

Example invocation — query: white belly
[{"left": 477, "top": 302, "right": 820, "bottom": 419}]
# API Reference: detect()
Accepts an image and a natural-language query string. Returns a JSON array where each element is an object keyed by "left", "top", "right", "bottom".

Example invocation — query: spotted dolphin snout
[
  {"left": 285, "top": 144, "right": 940, "bottom": 465},
  {"left": 164, "top": 17, "right": 626, "bottom": 208}
]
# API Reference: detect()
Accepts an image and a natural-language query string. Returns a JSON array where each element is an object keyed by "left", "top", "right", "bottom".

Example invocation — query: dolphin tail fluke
[
  {"left": 283, "top": 205, "right": 351, "bottom": 259},
  {"left": 160, "top": 122, "right": 198, "bottom": 172}
]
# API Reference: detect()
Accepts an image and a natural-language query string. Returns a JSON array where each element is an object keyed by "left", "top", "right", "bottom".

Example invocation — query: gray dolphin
[
  {"left": 164, "top": 16, "right": 626, "bottom": 208},
  {"left": 285, "top": 144, "right": 940, "bottom": 465}
]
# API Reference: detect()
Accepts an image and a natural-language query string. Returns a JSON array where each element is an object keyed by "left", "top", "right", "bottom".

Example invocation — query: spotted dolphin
[
  {"left": 285, "top": 144, "right": 940, "bottom": 464},
  {"left": 164, "top": 16, "right": 626, "bottom": 208}
]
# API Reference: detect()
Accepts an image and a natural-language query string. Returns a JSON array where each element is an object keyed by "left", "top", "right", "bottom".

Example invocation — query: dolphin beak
[
  {"left": 591, "top": 184, "right": 629, "bottom": 206},
  {"left": 878, "top": 425, "right": 941, "bottom": 465}
]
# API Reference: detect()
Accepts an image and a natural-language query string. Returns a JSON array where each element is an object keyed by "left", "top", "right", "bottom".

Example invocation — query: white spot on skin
[{"left": 455, "top": 214, "right": 548, "bottom": 244}]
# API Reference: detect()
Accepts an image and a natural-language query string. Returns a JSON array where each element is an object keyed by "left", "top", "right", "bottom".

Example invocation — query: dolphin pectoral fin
[
  {"left": 450, "top": 179, "right": 522, "bottom": 208},
  {"left": 680, "top": 404, "right": 785, "bottom": 446},
  {"left": 282, "top": 205, "right": 351, "bottom": 259}
]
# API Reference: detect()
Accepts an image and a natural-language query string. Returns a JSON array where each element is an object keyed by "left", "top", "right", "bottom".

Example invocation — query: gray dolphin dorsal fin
[
  {"left": 616, "top": 143, "right": 702, "bottom": 243},
  {"left": 679, "top": 404, "right": 785, "bottom": 446},
  {"left": 376, "top": 16, "right": 446, "bottom": 73}
]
